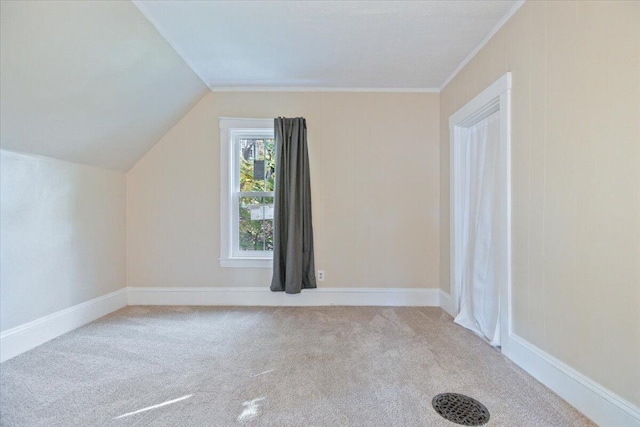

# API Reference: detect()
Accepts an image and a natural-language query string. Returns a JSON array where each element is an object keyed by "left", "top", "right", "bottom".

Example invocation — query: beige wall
[
  {"left": 439, "top": 1, "right": 640, "bottom": 405},
  {"left": 127, "top": 91, "right": 440, "bottom": 289},
  {"left": 0, "top": 150, "right": 126, "bottom": 331}
]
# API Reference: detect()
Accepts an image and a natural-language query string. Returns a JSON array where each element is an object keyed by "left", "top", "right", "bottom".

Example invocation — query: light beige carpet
[{"left": 0, "top": 306, "right": 593, "bottom": 426}]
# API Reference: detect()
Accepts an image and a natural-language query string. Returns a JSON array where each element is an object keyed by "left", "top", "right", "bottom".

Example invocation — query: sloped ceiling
[
  {"left": 1, "top": 1, "right": 519, "bottom": 170},
  {"left": 133, "top": 0, "right": 517, "bottom": 90},
  {"left": 0, "top": 0, "right": 208, "bottom": 171}
]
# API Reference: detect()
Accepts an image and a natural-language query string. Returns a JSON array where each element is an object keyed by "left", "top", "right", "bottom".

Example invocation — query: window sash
[
  {"left": 231, "top": 192, "right": 274, "bottom": 258},
  {"left": 230, "top": 130, "right": 275, "bottom": 259}
]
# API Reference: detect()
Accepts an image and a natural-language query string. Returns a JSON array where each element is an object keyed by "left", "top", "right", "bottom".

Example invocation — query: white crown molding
[
  {"left": 439, "top": 0, "right": 526, "bottom": 91},
  {"left": 210, "top": 87, "right": 440, "bottom": 93},
  {"left": 0, "top": 288, "right": 127, "bottom": 362},
  {"left": 509, "top": 334, "right": 640, "bottom": 427},
  {"left": 127, "top": 286, "right": 441, "bottom": 307}
]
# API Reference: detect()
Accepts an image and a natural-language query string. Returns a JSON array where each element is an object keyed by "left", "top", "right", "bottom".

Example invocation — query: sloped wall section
[{"left": 0, "top": 0, "right": 207, "bottom": 171}]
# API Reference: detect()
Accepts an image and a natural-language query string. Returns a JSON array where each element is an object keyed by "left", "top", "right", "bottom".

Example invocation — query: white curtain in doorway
[{"left": 453, "top": 111, "right": 502, "bottom": 346}]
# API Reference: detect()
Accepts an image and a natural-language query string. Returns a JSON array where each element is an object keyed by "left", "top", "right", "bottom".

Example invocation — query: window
[{"left": 219, "top": 118, "right": 275, "bottom": 268}]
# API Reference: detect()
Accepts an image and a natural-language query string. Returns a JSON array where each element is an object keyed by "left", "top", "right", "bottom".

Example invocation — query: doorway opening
[{"left": 449, "top": 73, "right": 512, "bottom": 355}]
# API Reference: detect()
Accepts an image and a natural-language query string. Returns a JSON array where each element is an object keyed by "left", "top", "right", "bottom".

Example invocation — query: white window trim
[{"left": 219, "top": 117, "right": 274, "bottom": 268}]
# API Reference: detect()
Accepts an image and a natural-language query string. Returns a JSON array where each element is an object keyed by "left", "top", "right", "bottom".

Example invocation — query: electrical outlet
[{"left": 317, "top": 270, "right": 325, "bottom": 281}]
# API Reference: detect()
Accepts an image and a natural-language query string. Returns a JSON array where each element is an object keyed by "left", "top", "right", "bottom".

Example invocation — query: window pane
[
  {"left": 239, "top": 138, "right": 275, "bottom": 192},
  {"left": 238, "top": 196, "right": 274, "bottom": 252}
]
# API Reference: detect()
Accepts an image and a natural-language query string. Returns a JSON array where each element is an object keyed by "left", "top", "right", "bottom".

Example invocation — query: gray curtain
[{"left": 270, "top": 117, "right": 317, "bottom": 294}]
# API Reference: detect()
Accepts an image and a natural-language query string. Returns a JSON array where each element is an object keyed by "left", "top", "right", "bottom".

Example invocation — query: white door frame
[{"left": 449, "top": 72, "right": 512, "bottom": 356}]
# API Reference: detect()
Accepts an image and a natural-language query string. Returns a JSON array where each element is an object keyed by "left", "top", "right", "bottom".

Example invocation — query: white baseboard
[
  {"left": 0, "top": 286, "right": 442, "bottom": 362},
  {"left": 127, "top": 286, "right": 441, "bottom": 307},
  {"left": 3, "top": 285, "right": 637, "bottom": 427},
  {"left": 438, "top": 289, "right": 455, "bottom": 317},
  {"left": 509, "top": 334, "right": 640, "bottom": 427},
  {"left": 0, "top": 288, "right": 127, "bottom": 363}
]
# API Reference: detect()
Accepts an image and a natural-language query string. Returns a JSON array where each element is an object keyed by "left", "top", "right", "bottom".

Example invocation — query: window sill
[{"left": 219, "top": 258, "right": 273, "bottom": 268}]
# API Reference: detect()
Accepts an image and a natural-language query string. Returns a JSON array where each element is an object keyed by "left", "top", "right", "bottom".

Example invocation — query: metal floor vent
[{"left": 432, "top": 393, "right": 490, "bottom": 426}]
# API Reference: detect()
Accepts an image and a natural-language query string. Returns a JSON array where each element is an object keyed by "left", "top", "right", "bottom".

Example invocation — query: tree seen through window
[{"left": 238, "top": 138, "right": 275, "bottom": 251}]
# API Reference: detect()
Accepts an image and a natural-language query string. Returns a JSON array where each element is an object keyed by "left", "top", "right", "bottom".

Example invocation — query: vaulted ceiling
[
  {"left": 0, "top": 1, "right": 207, "bottom": 171},
  {"left": 133, "top": 0, "right": 518, "bottom": 90},
  {"left": 1, "top": 0, "right": 518, "bottom": 171}
]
